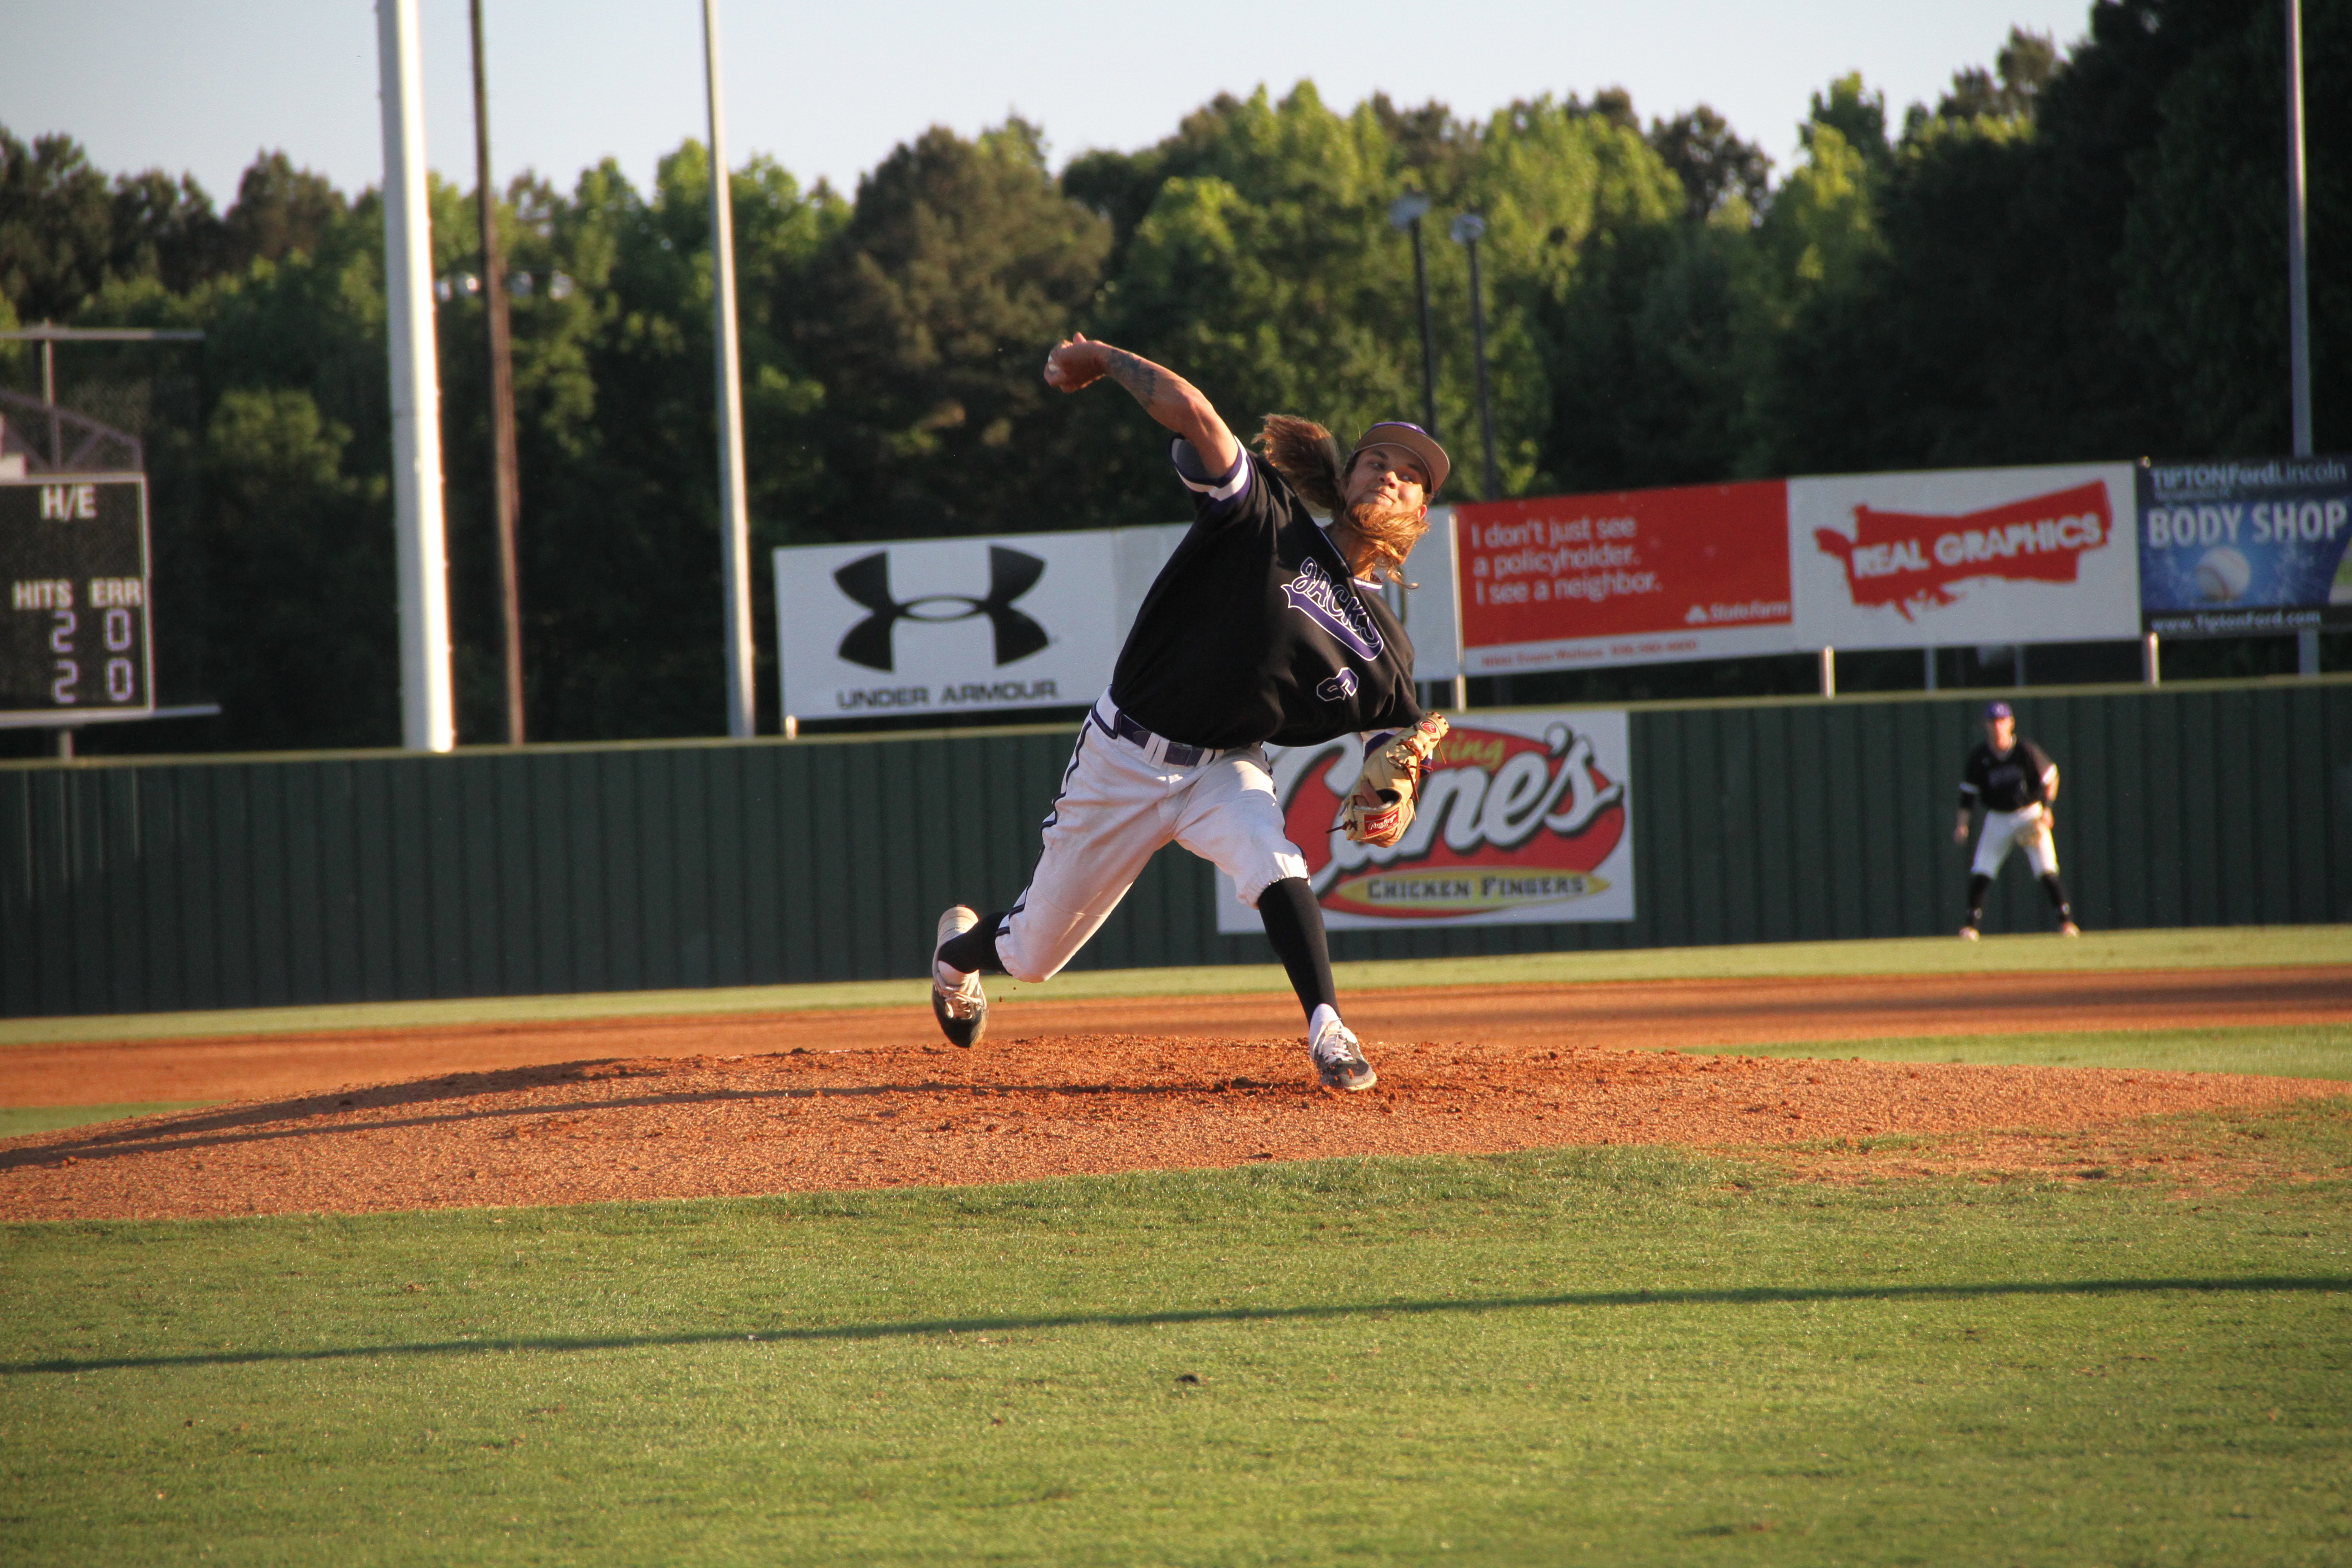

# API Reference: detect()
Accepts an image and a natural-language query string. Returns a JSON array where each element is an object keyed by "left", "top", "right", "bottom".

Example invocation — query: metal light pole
[
  {"left": 2286, "top": 0, "right": 2320, "bottom": 677},
  {"left": 377, "top": 0, "right": 456, "bottom": 753},
  {"left": 470, "top": 0, "right": 526, "bottom": 744},
  {"left": 1450, "top": 212, "right": 1500, "bottom": 499},
  {"left": 2286, "top": 0, "right": 2312, "bottom": 459},
  {"left": 704, "top": 0, "right": 756, "bottom": 739},
  {"left": 1387, "top": 192, "right": 1440, "bottom": 438}
]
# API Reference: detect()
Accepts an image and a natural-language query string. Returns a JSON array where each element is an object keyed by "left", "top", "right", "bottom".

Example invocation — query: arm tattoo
[{"left": 1101, "top": 348, "right": 1163, "bottom": 409}]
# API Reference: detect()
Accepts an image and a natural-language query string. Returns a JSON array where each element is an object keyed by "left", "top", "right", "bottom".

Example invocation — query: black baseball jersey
[
  {"left": 1109, "top": 441, "right": 1425, "bottom": 751},
  {"left": 1960, "top": 738, "right": 2056, "bottom": 813}
]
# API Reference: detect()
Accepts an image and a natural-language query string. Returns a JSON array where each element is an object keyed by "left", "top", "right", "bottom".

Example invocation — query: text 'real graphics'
[
  {"left": 1812, "top": 482, "right": 2112, "bottom": 620},
  {"left": 1215, "top": 709, "right": 1635, "bottom": 931},
  {"left": 1455, "top": 483, "right": 1793, "bottom": 672},
  {"left": 2137, "top": 456, "right": 2352, "bottom": 637},
  {"left": 1788, "top": 464, "right": 2141, "bottom": 651},
  {"left": 1, "top": 477, "right": 152, "bottom": 722}
]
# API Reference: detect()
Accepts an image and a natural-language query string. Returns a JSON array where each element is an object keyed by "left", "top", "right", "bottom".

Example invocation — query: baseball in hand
[{"left": 1044, "top": 334, "right": 1105, "bottom": 392}]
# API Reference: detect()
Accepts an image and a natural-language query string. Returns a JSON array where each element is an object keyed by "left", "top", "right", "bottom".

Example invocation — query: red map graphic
[
  {"left": 1813, "top": 480, "right": 2112, "bottom": 620},
  {"left": 1285, "top": 725, "right": 1626, "bottom": 921}
]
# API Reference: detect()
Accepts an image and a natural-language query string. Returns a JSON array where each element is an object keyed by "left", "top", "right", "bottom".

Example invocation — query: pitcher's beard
[{"left": 1340, "top": 495, "right": 1430, "bottom": 583}]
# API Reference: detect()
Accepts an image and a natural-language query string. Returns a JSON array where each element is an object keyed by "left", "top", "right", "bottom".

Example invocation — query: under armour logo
[{"left": 834, "top": 546, "right": 1050, "bottom": 672}]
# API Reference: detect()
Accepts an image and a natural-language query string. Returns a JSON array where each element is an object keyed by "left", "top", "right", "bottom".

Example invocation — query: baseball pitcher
[{"left": 930, "top": 333, "right": 1451, "bottom": 1091}]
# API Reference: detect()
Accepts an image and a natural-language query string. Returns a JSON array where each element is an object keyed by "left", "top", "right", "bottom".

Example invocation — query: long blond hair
[{"left": 1255, "top": 414, "right": 1428, "bottom": 585}]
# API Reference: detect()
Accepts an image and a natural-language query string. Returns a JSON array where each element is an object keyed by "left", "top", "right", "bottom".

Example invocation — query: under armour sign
[
  {"left": 776, "top": 533, "right": 1125, "bottom": 723},
  {"left": 833, "top": 546, "right": 1051, "bottom": 671}
]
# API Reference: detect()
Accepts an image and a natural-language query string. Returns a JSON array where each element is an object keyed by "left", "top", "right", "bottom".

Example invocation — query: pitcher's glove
[{"left": 1343, "top": 715, "right": 1450, "bottom": 848}]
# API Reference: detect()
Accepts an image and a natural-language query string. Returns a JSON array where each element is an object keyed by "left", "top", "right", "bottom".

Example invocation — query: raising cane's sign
[{"left": 1213, "top": 710, "right": 1636, "bottom": 931}]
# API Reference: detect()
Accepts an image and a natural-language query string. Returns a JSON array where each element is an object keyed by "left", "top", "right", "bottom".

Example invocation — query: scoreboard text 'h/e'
[{"left": 1, "top": 476, "right": 153, "bottom": 726}]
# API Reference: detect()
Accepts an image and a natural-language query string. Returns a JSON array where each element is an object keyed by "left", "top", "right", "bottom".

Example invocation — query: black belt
[{"left": 1093, "top": 698, "right": 1215, "bottom": 767}]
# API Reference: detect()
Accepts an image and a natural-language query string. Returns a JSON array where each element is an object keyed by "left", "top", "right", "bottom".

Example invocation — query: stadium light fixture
[
  {"left": 1448, "top": 212, "right": 1500, "bottom": 500},
  {"left": 1387, "top": 193, "right": 1440, "bottom": 441}
]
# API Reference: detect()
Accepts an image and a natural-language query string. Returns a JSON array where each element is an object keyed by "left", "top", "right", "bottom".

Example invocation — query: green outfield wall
[{"left": 5, "top": 680, "right": 2350, "bottom": 1018}]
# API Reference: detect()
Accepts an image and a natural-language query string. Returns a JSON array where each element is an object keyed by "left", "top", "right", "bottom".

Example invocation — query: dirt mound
[
  {"left": 1, "top": 1034, "right": 2336, "bottom": 1222},
  {"left": 5, "top": 965, "right": 2345, "bottom": 1109}
]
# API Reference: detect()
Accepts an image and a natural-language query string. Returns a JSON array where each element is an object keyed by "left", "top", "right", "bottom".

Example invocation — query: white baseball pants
[
  {"left": 991, "top": 697, "right": 1310, "bottom": 984},
  {"left": 1972, "top": 804, "right": 2059, "bottom": 878}
]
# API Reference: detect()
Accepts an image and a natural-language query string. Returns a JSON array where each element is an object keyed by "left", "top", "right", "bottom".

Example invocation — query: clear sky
[{"left": 6, "top": 0, "right": 2098, "bottom": 205}]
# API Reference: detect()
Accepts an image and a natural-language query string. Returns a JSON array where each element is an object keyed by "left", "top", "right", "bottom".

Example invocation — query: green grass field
[
  {"left": 4, "top": 1103, "right": 2348, "bottom": 1565},
  {"left": 5, "top": 930, "right": 2348, "bottom": 1562}
]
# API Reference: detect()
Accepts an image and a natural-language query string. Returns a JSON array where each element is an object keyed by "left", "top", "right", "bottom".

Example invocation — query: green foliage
[
  {"left": 199, "top": 387, "right": 395, "bottom": 748},
  {"left": 0, "top": 0, "right": 2341, "bottom": 748},
  {"left": 795, "top": 121, "right": 1107, "bottom": 539},
  {"left": 2, "top": 1120, "right": 2347, "bottom": 1563}
]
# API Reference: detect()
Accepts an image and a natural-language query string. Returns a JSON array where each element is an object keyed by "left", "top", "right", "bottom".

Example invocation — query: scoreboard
[{"left": 1, "top": 475, "right": 153, "bottom": 726}]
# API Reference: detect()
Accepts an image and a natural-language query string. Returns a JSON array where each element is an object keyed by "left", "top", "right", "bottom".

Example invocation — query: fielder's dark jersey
[
  {"left": 1959, "top": 739, "right": 2056, "bottom": 813},
  {"left": 1109, "top": 441, "right": 1425, "bottom": 751}
]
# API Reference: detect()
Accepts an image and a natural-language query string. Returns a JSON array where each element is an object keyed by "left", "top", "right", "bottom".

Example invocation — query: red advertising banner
[
  {"left": 1213, "top": 710, "right": 1636, "bottom": 930},
  {"left": 1455, "top": 481, "right": 1793, "bottom": 671}
]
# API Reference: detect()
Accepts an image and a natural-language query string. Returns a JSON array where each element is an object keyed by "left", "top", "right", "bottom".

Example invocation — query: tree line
[{"left": 0, "top": 0, "right": 2341, "bottom": 751}]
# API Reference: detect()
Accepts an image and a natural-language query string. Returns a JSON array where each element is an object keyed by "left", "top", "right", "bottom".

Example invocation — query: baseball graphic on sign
[{"left": 2194, "top": 546, "right": 2252, "bottom": 603}]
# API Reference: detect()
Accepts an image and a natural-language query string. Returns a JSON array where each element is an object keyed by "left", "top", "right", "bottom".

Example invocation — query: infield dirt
[{"left": 2, "top": 965, "right": 2344, "bottom": 1222}]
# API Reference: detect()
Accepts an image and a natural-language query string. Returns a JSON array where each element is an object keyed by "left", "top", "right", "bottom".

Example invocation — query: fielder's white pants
[
  {"left": 991, "top": 697, "right": 1310, "bottom": 984},
  {"left": 1972, "top": 804, "right": 2059, "bottom": 878}
]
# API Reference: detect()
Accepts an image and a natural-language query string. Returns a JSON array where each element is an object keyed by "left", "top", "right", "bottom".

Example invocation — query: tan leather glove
[{"left": 1342, "top": 715, "right": 1450, "bottom": 848}]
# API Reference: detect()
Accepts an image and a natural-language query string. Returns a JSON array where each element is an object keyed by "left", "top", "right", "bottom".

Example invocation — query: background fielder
[
  {"left": 929, "top": 332, "right": 1451, "bottom": 1092},
  {"left": 1955, "top": 699, "right": 2079, "bottom": 939}
]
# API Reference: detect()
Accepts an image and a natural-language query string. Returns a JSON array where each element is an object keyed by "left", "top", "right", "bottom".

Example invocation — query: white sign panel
[
  {"left": 1215, "top": 708, "right": 1635, "bottom": 931},
  {"left": 778, "top": 510, "right": 1464, "bottom": 723},
  {"left": 776, "top": 534, "right": 1121, "bottom": 721},
  {"left": 1789, "top": 462, "right": 2140, "bottom": 649}
]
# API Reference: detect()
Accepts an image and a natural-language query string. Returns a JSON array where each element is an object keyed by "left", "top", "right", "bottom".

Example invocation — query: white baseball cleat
[
  {"left": 1958, "top": 924, "right": 1980, "bottom": 941},
  {"left": 1308, "top": 1015, "right": 1377, "bottom": 1092},
  {"left": 932, "top": 906, "right": 988, "bottom": 1048},
  {"left": 2059, "top": 921, "right": 2081, "bottom": 937}
]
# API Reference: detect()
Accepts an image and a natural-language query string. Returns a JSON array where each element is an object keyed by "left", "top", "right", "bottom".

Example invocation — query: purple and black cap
[
  {"left": 1351, "top": 421, "right": 1450, "bottom": 497},
  {"left": 1983, "top": 700, "right": 2014, "bottom": 721}
]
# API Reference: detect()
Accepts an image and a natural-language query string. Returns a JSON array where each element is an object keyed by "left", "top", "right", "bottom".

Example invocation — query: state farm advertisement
[
  {"left": 1213, "top": 710, "right": 1635, "bottom": 931},
  {"left": 1455, "top": 483, "right": 1794, "bottom": 671},
  {"left": 1790, "top": 463, "right": 2140, "bottom": 649}
]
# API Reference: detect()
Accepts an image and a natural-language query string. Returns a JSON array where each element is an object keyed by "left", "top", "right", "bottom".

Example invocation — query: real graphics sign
[
  {"left": 1788, "top": 461, "right": 2141, "bottom": 649},
  {"left": 2138, "top": 455, "right": 2352, "bottom": 637},
  {"left": 1215, "top": 708, "right": 1634, "bottom": 931},
  {"left": 1455, "top": 483, "right": 1793, "bottom": 672}
]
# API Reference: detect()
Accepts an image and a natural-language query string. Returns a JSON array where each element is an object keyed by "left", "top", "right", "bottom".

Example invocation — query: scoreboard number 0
[{"left": 2, "top": 476, "right": 154, "bottom": 726}]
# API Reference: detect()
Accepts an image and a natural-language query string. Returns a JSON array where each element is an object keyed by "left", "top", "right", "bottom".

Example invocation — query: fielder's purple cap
[
  {"left": 1983, "top": 701, "right": 2014, "bottom": 721},
  {"left": 1352, "top": 421, "right": 1450, "bottom": 496}
]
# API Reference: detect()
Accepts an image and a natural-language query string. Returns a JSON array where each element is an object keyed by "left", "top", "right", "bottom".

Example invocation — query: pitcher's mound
[{"left": 1, "top": 1036, "right": 2337, "bottom": 1221}]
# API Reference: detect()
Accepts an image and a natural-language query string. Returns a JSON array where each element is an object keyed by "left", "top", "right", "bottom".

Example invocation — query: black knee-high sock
[
  {"left": 1965, "top": 873, "right": 1992, "bottom": 927},
  {"left": 2039, "top": 872, "right": 2073, "bottom": 924},
  {"left": 937, "top": 911, "right": 1009, "bottom": 975},
  {"left": 1257, "top": 877, "right": 1338, "bottom": 1020}
]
